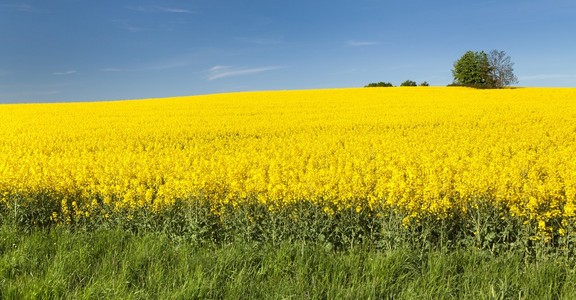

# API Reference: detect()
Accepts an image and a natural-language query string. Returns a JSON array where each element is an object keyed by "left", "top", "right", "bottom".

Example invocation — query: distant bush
[
  {"left": 400, "top": 80, "right": 417, "bottom": 87},
  {"left": 365, "top": 82, "right": 393, "bottom": 87},
  {"left": 419, "top": 81, "right": 429, "bottom": 86}
]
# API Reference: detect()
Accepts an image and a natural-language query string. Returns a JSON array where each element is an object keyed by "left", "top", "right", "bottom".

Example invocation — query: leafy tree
[
  {"left": 452, "top": 50, "right": 518, "bottom": 88},
  {"left": 488, "top": 50, "right": 518, "bottom": 88},
  {"left": 419, "top": 81, "right": 429, "bottom": 86},
  {"left": 452, "top": 50, "right": 493, "bottom": 88},
  {"left": 400, "top": 80, "right": 417, "bottom": 87},
  {"left": 365, "top": 82, "right": 393, "bottom": 87}
]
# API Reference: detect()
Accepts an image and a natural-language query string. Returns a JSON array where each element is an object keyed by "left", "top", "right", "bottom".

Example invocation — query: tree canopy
[
  {"left": 487, "top": 50, "right": 518, "bottom": 88},
  {"left": 452, "top": 50, "right": 517, "bottom": 88},
  {"left": 365, "top": 82, "right": 393, "bottom": 87},
  {"left": 400, "top": 80, "right": 417, "bottom": 87}
]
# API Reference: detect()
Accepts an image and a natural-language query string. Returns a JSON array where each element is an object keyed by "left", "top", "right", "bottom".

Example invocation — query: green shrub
[{"left": 365, "top": 82, "right": 393, "bottom": 87}]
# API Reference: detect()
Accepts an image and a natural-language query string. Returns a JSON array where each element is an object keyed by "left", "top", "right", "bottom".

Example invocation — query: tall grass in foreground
[
  {"left": 4, "top": 197, "right": 576, "bottom": 258},
  {"left": 1, "top": 224, "right": 576, "bottom": 299}
]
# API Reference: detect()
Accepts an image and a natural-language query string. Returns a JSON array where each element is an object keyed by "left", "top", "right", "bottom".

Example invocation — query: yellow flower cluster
[{"left": 1, "top": 87, "right": 575, "bottom": 233}]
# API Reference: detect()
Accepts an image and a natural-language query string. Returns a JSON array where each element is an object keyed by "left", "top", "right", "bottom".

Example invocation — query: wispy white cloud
[
  {"left": 346, "top": 40, "right": 381, "bottom": 47},
  {"left": 112, "top": 19, "right": 147, "bottom": 32},
  {"left": 124, "top": 25, "right": 146, "bottom": 33},
  {"left": 208, "top": 66, "right": 283, "bottom": 80},
  {"left": 156, "top": 7, "right": 193, "bottom": 13},
  {"left": 7, "top": 3, "right": 31, "bottom": 11},
  {"left": 128, "top": 5, "right": 194, "bottom": 14},
  {"left": 209, "top": 65, "right": 230, "bottom": 71},
  {"left": 0, "top": 3, "right": 50, "bottom": 14},
  {"left": 0, "top": 3, "right": 44, "bottom": 13},
  {"left": 114, "top": 12, "right": 189, "bottom": 32},
  {"left": 52, "top": 70, "right": 77, "bottom": 76}
]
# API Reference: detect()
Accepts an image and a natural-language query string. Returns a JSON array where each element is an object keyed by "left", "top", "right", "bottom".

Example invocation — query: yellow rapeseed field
[{"left": 1, "top": 87, "right": 576, "bottom": 234}]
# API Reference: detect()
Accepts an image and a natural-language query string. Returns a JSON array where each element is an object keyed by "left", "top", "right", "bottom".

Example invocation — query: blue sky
[{"left": 1, "top": 0, "right": 576, "bottom": 103}]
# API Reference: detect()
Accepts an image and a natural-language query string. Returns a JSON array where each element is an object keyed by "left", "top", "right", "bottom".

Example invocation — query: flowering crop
[{"left": 1, "top": 87, "right": 575, "bottom": 237}]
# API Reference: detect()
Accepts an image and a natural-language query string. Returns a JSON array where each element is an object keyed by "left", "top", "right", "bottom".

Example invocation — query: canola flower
[{"left": 1, "top": 87, "right": 576, "bottom": 236}]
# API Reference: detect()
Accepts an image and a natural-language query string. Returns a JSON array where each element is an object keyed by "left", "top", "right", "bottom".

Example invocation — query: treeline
[
  {"left": 365, "top": 80, "right": 429, "bottom": 87},
  {"left": 365, "top": 49, "right": 517, "bottom": 89}
]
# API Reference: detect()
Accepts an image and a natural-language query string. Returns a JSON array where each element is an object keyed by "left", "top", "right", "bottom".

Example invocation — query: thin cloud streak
[
  {"left": 210, "top": 65, "right": 230, "bottom": 71},
  {"left": 52, "top": 70, "right": 77, "bottom": 76},
  {"left": 128, "top": 5, "right": 194, "bottom": 14},
  {"left": 112, "top": 19, "right": 147, "bottom": 32},
  {"left": 208, "top": 66, "right": 283, "bottom": 80},
  {"left": 113, "top": 17, "right": 189, "bottom": 33},
  {"left": 0, "top": 4, "right": 48, "bottom": 13},
  {"left": 346, "top": 40, "right": 381, "bottom": 47}
]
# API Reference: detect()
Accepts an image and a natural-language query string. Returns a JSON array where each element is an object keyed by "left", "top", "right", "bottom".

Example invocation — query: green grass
[
  {"left": 3, "top": 198, "right": 576, "bottom": 298},
  {"left": 2, "top": 224, "right": 576, "bottom": 299}
]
